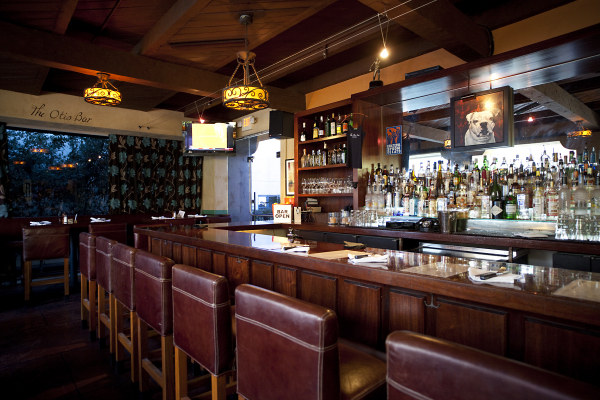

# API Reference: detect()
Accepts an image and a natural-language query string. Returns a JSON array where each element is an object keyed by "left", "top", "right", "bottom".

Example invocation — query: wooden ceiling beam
[
  {"left": 519, "top": 83, "right": 600, "bottom": 129},
  {"left": 358, "top": 0, "right": 491, "bottom": 62},
  {"left": 0, "top": 20, "right": 305, "bottom": 113},
  {"left": 132, "top": 0, "right": 212, "bottom": 56}
]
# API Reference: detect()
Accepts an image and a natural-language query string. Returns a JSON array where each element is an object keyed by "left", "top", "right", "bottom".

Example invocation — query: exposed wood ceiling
[{"left": 0, "top": 0, "right": 585, "bottom": 124}]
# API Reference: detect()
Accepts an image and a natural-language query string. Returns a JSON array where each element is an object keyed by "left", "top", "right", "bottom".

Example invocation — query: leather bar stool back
[
  {"left": 22, "top": 226, "right": 70, "bottom": 301},
  {"left": 135, "top": 249, "right": 175, "bottom": 399},
  {"left": 172, "top": 265, "right": 235, "bottom": 400},
  {"left": 89, "top": 222, "right": 127, "bottom": 244},
  {"left": 79, "top": 232, "right": 97, "bottom": 341},
  {"left": 386, "top": 331, "right": 600, "bottom": 400},
  {"left": 96, "top": 236, "right": 117, "bottom": 353},
  {"left": 235, "top": 284, "right": 386, "bottom": 400},
  {"left": 112, "top": 243, "right": 139, "bottom": 382}
]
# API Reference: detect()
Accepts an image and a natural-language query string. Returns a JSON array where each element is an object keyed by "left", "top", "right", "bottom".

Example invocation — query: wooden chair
[
  {"left": 386, "top": 331, "right": 600, "bottom": 400},
  {"left": 172, "top": 264, "right": 236, "bottom": 400},
  {"left": 88, "top": 222, "right": 127, "bottom": 244},
  {"left": 79, "top": 232, "right": 97, "bottom": 341},
  {"left": 22, "top": 226, "right": 70, "bottom": 301},
  {"left": 135, "top": 250, "right": 175, "bottom": 400},
  {"left": 96, "top": 236, "right": 117, "bottom": 354}
]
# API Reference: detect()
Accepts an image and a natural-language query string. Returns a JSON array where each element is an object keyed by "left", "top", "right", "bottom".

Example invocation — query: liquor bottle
[
  {"left": 315, "top": 150, "right": 322, "bottom": 167},
  {"left": 313, "top": 117, "right": 319, "bottom": 139},
  {"left": 310, "top": 150, "right": 316, "bottom": 167},
  {"left": 325, "top": 115, "right": 330, "bottom": 137},
  {"left": 330, "top": 113, "right": 336, "bottom": 137},
  {"left": 336, "top": 114, "right": 343, "bottom": 135},
  {"left": 490, "top": 174, "right": 504, "bottom": 219},
  {"left": 480, "top": 180, "right": 491, "bottom": 219},
  {"left": 558, "top": 176, "right": 571, "bottom": 215},
  {"left": 349, "top": 113, "right": 354, "bottom": 129},
  {"left": 425, "top": 161, "right": 432, "bottom": 187},
  {"left": 341, "top": 143, "right": 347, "bottom": 164},
  {"left": 342, "top": 116, "right": 349, "bottom": 134},
  {"left": 383, "top": 165, "right": 389, "bottom": 186},
  {"left": 504, "top": 189, "right": 517, "bottom": 219},
  {"left": 375, "top": 163, "right": 382, "bottom": 182},
  {"left": 532, "top": 181, "right": 544, "bottom": 220},
  {"left": 417, "top": 187, "right": 427, "bottom": 217},
  {"left": 301, "top": 149, "right": 307, "bottom": 168},
  {"left": 490, "top": 157, "right": 498, "bottom": 179},
  {"left": 365, "top": 181, "right": 373, "bottom": 210},
  {"left": 573, "top": 175, "right": 590, "bottom": 216},
  {"left": 591, "top": 147, "right": 597, "bottom": 165},
  {"left": 546, "top": 179, "right": 559, "bottom": 220},
  {"left": 403, "top": 190, "right": 411, "bottom": 216},
  {"left": 318, "top": 116, "right": 325, "bottom": 138},
  {"left": 300, "top": 122, "right": 306, "bottom": 142},
  {"left": 591, "top": 173, "right": 600, "bottom": 216},
  {"left": 322, "top": 143, "right": 327, "bottom": 166},
  {"left": 456, "top": 183, "right": 468, "bottom": 209},
  {"left": 428, "top": 185, "right": 438, "bottom": 218},
  {"left": 517, "top": 184, "right": 529, "bottom": 220}
]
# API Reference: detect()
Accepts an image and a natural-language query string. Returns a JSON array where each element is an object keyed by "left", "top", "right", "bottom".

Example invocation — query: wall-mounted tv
[{"left": 184, "top": 122, "right": 235, "bottom": 155}]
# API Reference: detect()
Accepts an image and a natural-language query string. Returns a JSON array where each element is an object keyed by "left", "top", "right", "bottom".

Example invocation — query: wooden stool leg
[
  {"left": 162, "top": 335, "right": 175, "bottom": 400},
  {"left": 109, "top": 293, "right": 116, "bottom": 354},
  {"left": 63, "top": 258, "right": 69, "bottom": 296},
  {"left": 174, "top": 347, "right": 187, "bottom": 400},
  {"left": 138, "top": 318, "right": 150, "bottom": 393},
  {"left": 115, "top": 300, "right": 125, "bottom": 362},
  {"left": 211, "top": 374, "right": 227, "bottom": 400},
  {"left": 98, "top": 286, "right": 106, "bottom": 345},
  {"left": 81, "top": 276, "right": 88, "bottom": 328},
  {"left": 130, "top": 310, "right": 139, "bottom": 383},
  {"left": 89, "top": 281, "right": 97, "bottom": 336},
  {"left": 24, "top": 260, "right": 31, "bottom": 301}
]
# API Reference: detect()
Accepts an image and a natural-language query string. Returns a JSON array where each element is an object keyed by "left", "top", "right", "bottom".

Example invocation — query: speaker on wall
[{"left": 269, "top": 110, "right": 294, "bottom": 139}]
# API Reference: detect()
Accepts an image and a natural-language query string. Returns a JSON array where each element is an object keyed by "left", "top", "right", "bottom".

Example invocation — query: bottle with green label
[
  {"left": 504, "top": 188, "right": 517, "bottom": 219},
  {"left": 490, "top": 173, "right": 504, "bottom": 219}
]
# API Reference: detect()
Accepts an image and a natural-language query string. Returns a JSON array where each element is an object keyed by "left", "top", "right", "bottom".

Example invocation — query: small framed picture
[
  {"left": 285, "top": 159, "right": 295, "bottom": 196},
  {"left": 450, "top": 86, "right": 514, "bottom": 151}
]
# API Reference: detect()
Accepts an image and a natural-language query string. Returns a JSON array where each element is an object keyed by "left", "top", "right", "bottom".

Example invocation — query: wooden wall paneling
[
  {"left": 172, "top": 243, "right": 182, "bottom": 264},
  {"left": 338, "top": 279, "right": 382, "bottom": 348},
  {"left": 151, "top": 238, "right": 162, "bottom": 256},
  {"left": 161, "top": 240, "right": 172, "bottom": 259},
  {"left": 250, "top": 260, "right": 274, "bottom": 290},
  {"left": 275, "top": 265, "right": 297, "bottom": 298},
  {"left": 435, "top": 298, "right": 508, "bottom": 356},
  {"left": 182, "top": 245, "right": 196, "bottom": 267},
  {"left": 299, "top": 271, "right": 337, "bottom": 310},
  {"left": 389, "top": 288, "right": 426, "bottom": 334},
  {"left": 226, "top": 255, "right": 250, "bottom": 297},
  {"left": 196, "top": 248, "right": 212, "bottom": 272},
  {"left": 212, "top": 252, "right": 227, "bottom": 278},
  {"left": 524, "top": 317, "right": 600, "bottom": 385}
]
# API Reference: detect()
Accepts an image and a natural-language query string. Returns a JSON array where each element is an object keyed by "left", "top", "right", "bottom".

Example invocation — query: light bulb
[
  {"left": 528, "top": 116, "right": 534, "bottom": 122},
  {"left": 380, "top": 47, "right": 388, "bottom": 58},
  {"left": 200, "top": 118, "right": 205, "bottom": 123}
]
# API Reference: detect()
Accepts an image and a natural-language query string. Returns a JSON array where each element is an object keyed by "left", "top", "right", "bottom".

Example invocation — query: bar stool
[
  {"left": 96, "top": 236, "right": 117, "bottom": 353},
  {"left": 112, "top": 243, "right": 139, "bottom": 382},
  {"left": 79, "top": 232, "right": 97, "bottom": 341},
  {"left": 135, "top": 250, "right": 175, "bottom": 400},
  {"left": 172, "top": 265, "right": 236, "bottom": 400},
  {"left": 89, "top": 222, "right": 127, "bottom": 244},
  {"left": 235, "top": 284, "right": 386, "bottom": 400},
  {"left": 386, "top": 331, "right": 600, "bottom": 400},
  {"left": 22, "top": 226, "right": 70, "bottom": 301}
]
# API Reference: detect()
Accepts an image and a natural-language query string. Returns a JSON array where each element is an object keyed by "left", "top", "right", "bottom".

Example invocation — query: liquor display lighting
[
  {"left": 84, "top": 73, "right": 122, "bottom": 106},
  {"left": 30, "top": 148, "right": 48, "bottom": 153},
  {"left": 222, "top": 15, "right": 269, "bottom": 111}
]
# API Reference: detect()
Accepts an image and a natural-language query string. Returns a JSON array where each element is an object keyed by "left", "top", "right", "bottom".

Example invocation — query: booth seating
[
  {"left": 96, "top": 236, "right": 117, "bottom": 353},
  {"left": 22, "top": 226, "right": 70, "bottom": 301},
  {"left": 79, "top": 232, "right": 97, "bottom": 341},
  {"left": 386, "top": 331, "right": 600, "bottom": 400},
  {"left": 135, "top": 250, "right": 175, "bottom": 399},
  {"left": 112, "top": 243, "right": 139, "bottom": 382},
  {"left": 172, "top": 265, "right": 236, "bottom": 400},
  {"left": 235, "top": 284, "right": 386, "bottom": 400},
  {"left": 88, "top": 222, "right": 127, "bottom": 244}
]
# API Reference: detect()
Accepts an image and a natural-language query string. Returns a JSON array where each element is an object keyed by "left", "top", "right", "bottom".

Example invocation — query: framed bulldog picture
[{"left": 450, "top": 86, "right": 514, "bottom": 151}]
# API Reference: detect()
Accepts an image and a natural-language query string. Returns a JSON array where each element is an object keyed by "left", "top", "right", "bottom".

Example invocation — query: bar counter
[{"left": 134, "top": 223, "right": 600, "bottom": 386}]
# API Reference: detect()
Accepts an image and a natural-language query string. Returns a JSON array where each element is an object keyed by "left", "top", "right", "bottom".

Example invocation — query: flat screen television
[{"left": 184, "top": 122, "right": 235, "bottom": 155}]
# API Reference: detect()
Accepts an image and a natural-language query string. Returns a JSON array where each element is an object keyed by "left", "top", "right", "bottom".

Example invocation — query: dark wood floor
[{"left": 0, "top": 280, "right": 156, "bottom": 400}]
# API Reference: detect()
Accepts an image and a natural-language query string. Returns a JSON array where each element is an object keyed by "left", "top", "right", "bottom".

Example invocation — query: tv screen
[{"left": 185, "top": 123, "right": 235, "bottom": 154}]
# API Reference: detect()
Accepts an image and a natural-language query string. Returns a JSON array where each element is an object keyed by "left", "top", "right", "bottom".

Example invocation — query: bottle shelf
[
  {"left": 298, "top": 134, "right": 347, "bottom": 145},
  {"left": 298, "top": 164, "right": 349, "bottom": 171},
  {"left": 297, "top": 193, "right": 354, "bottom": 197}
]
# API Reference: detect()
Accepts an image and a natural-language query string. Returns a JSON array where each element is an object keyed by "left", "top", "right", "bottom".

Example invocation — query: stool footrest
[{"left": 142, "top": 358, "right": 164, "bottom": 387}]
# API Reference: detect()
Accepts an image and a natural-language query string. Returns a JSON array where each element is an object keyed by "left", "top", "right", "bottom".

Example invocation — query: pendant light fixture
[
  {"left": 222, "top": 15, "right": 269, "bottom": 111},
  {"left": 84, "top": 73, "right": 122, "bottom": 106}
]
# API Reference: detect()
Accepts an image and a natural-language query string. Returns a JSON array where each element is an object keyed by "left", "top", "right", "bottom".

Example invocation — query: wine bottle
[
  {"left": 490, "top": 174, "right": 504, "bottom": 219},
  {"left": 336, "top": 114, "right": 343, "bottom": 135},
  {"left": 325, "top": 114, "right": 330, "bottom": 137},
  {"left": 312, "top": 117, "right": 318, "bottom": 139},
  {"left": 300, "top": 122, "right": 306, "bottom": 142},
  {"left": 330, "top": 113, "right": 336, "bottom": 137},
  {"left": 318, "top": 116, "right": 324, "bottom": 138}
]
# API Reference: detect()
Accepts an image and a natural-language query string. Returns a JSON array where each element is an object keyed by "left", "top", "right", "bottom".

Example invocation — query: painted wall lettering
[{"left": 31, "top": 104, "right": 92, "bottom": 124}]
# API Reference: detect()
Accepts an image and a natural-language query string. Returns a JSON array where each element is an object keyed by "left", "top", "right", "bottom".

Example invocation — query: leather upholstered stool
[
  {"left": 172, "top": 265, "right": 236, "bottom": 400},
  {"left": 112, "top": 243, "right": 139, "bottom": 382},
  {"left": 79, "top": 232, "right": 97, "bottom": 341},
  {"left": 235, "top": 284, "right": 386, "bottom": 400},
  {"left": 22, "top": 226, "right": 70, "bottom": 301},
  {"left": 386, "top": 331, "right": 600, "bottom": 400},
  {"left": 89, "top": 222, "right": 127, "bottom": 244},
  {"left": 96, "top": 236, "right": 118, "bottom": 353},
  {"left": 135, "top": 250, "right": 175, "bottom": 400}
]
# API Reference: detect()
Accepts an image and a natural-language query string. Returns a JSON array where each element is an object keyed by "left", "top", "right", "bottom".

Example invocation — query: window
[
  {"left": 8, "top": 129, "right": 108, "bottom": 217},
  {"left": 251, "top": 138, "right": 280, "bottom": 218}
]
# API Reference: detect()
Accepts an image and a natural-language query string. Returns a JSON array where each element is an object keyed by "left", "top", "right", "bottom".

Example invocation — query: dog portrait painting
[{"left": 450, "top": 86, "right": 513, "bottom": 150}]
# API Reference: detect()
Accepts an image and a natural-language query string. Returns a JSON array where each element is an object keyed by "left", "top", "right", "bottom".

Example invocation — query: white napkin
[
  {"left": 90, "top": 218, "right": 111, "bottom": 223},
  {"left": 151, "top": 216, "right": 173, "bottom": 220},
  {"left": 468, "top": 267, "right": 522, "bottom": 284},
  {"left": 348, "top": 254, "right": 388, "bottom": 264},
  {"left": 515, "top": 232, "right": 548, "bottom": 238},
  {"left": 30, "top": 221, "right": 51, "bottom": 226}
]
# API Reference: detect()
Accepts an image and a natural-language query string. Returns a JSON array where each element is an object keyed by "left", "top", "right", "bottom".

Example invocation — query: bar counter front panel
[{"left": 134, "top": 224, "right": 600, "bottom": 386}]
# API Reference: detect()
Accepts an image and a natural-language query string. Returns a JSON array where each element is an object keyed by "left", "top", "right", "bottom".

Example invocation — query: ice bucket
[{"left": 438, "top": 210, "right": 457, "bottom": 234}]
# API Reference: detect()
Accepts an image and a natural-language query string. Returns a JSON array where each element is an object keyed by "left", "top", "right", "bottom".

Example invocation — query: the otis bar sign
[{"left": 31, "top": 104, "right": 92, "bottom": 123}]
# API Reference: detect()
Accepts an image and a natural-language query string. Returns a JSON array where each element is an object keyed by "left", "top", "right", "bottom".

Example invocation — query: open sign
[{"left": 273, "top": 204, "right": 292, "bottom": 223}]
